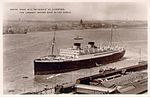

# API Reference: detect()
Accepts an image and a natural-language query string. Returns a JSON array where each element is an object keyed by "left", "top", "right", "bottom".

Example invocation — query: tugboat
[{"left": 34, "top": 20, "right": 125, "bottom": 75}]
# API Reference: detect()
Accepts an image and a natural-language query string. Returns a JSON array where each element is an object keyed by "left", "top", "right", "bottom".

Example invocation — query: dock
[{"left": 54, "top": 61, "right": 147, "bottom": 94}]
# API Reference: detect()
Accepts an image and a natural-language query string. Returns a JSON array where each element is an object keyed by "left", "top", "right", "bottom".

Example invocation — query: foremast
[
  {"left": 51, "top": 25, "right": 57, "bottom": 56},
  {"left": 110, "top": 24, "right": 113, "bottom": 47}
]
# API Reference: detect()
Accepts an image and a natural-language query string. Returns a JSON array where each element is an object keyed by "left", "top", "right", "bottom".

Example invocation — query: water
[{"left": 3, "top": 28, "right": 147, "bottom": 94}]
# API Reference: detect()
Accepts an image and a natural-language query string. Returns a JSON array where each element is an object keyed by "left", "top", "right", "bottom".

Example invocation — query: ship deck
[{"left": 35, "top": 49, "right": 125, "bottom": 62}]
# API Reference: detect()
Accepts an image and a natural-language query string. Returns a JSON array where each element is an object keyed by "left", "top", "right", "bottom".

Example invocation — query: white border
[
  {"left": 0, "top": 0, "right": 149, "bottom": 97},
  {"left": 0, "top": 0, "right": 148, "bottom": 3}
]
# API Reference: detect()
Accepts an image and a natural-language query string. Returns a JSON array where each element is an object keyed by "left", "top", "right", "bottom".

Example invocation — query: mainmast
[{"left": 139, "top": 48, "right": 142, "bottom": 62}]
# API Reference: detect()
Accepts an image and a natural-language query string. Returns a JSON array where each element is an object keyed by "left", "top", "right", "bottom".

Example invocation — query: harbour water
[{"left": 3, "top": 28, "right": 147, "bottom": 94}]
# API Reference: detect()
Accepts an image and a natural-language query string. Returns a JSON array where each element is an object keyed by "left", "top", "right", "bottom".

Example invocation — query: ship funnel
[
  {"left": 88, "top": 42, "right": 96, "bottom": 48},
  {"left": 73, "top": 43, "right": 81, "bottom": 49}
]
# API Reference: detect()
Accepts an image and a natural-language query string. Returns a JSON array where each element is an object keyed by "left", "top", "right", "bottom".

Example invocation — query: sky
[{"left": 3, "top": 2, "right": 147, "bottom": 21}]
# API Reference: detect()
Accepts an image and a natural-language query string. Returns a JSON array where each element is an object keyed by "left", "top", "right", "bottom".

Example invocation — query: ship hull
[{"left": 34, "top": 50, "right": 125, "bottom": 75}]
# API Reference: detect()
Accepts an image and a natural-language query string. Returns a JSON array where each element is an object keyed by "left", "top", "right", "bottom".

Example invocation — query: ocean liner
[{"left": 34, "top": 20, "right": 125, "bottom": 75}]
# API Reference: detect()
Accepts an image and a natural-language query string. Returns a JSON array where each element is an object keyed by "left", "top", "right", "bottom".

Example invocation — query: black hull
[{"left": 34, "top": 50, "right": 125, "bottom": 75}]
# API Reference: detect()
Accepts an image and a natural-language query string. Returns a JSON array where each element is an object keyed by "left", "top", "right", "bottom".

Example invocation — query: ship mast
[
  {"left": 139, "top": 48, "right": 142, "bottom": 62},
  {"left": 110, "top": 24, "right": 113, "bottom": 47},
  {"left": 51, "top": 25, "right": 57, "bottom": 56}
]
